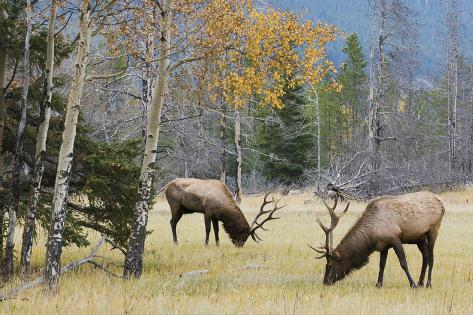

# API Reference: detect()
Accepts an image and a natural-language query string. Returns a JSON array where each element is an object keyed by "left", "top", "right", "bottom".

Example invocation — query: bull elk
[
  {"left": 310, "top": 191, "right": 445, "bottom": 288},
  {"left": 165, "top": 178, "right": 284, "bottom": 247}
]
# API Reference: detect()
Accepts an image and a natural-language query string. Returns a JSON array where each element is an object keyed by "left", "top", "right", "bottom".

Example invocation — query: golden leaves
[
  {"left": 100, "top": 1, "right": 338, "bottom": 110},
  {"left": 205, "top": 5, "right": 338, "bottom": 109}
]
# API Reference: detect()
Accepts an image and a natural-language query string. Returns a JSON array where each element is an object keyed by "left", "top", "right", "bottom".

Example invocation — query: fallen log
[{"left": 0, "top": 236, "right": 117, "bottom": 301}]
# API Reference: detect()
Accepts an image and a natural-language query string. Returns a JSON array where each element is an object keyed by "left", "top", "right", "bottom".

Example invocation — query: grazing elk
[
  {"left": 310, "top": 191, "right": 445, "bottom": 288},
  {"left": 165, "top": 178, "right": 284, "bottom": 247}
]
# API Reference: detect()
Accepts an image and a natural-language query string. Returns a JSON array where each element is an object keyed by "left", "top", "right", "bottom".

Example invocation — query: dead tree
[{"left": 444, "top": 0, "right": 460, "bottom": 173}]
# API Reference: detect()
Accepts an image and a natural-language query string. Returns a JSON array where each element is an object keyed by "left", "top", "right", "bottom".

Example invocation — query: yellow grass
[{"left": 1, "top": 189, "right": 473, "bottom": 314}]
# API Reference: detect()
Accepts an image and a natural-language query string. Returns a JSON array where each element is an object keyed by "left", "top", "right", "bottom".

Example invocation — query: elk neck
[
  {"left": 220, "top": 203, "right": 251, "bottom": 244},
  {"left": 335, "top": 220, "right": 376, "bottom": 273}
]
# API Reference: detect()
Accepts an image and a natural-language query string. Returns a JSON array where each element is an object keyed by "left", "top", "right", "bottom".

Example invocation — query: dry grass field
[{"left": 1, "top": 189, "right": 472, "bottom": 314}]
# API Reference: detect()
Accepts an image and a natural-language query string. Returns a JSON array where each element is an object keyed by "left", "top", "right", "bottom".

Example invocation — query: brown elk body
[
  {"left": 312, "top": 191, "right": 445, "bottom": 288},
  {"left": 165, "top": 178, "right": 282, "bottom": 247}
]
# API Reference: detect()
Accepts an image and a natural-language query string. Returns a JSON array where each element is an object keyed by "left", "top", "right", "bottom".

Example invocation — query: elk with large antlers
[
  {"left": 310, "top": 191, "right": 445, "bottom": 288},
  {"left": 165, "top": 178, "right": 284, "bottom": 247}
]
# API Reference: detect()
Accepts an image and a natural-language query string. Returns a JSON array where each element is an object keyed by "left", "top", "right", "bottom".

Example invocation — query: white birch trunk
[
  {"left": 234, "top": 109, "right": 242, "bottom": 204},
  {"left": 123, "top": 0, "right": 172, "bottom": 279},
  {"left": 21, "top": 0, "right": 58, "bottom": 274},
  {"left": 3, "top": 0, "right": 32, "bottom": 280},
  {"left": 44, "top": 0, "right": 92, "bottom": 290}
]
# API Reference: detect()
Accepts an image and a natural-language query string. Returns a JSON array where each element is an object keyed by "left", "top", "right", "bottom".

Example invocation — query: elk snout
[{"left": 323, "top": 266, "right": 335, "bottom": 285}]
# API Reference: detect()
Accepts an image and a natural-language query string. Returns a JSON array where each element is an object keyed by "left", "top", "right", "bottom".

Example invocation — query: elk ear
[{"left": 332, "top": 251, "right": 341, "bottom": 262}]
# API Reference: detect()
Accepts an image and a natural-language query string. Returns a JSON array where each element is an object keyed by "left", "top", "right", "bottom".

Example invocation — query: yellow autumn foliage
[{"left": 103, "top": 0, "right": 338, "bottom": 109}]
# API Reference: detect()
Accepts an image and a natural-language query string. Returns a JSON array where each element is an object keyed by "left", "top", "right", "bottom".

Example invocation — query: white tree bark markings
[
  {"left": 44, "top": 0, "right": 92, "bottom": 290},
  {"left": 123, "top": 0, "right": 172, "bottom": 279},
  {"left": 21, "top": 0, "right": 58, "bottom": 274}
]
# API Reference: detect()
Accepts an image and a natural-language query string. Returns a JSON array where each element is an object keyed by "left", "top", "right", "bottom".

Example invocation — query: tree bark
[
  {"left": 21, "top": 0, "right": 58, "bottom": 274},
  {"left": 44, "top": 0, "right": 91, "bottom": 291},
  {"left": 234, "top": 109, "right": 242, "bottom": 203},
  {"left": 445, "top": 0, "right": 459, "bottom": 174},
  {"left": 312, "top": 86, "right": 321, "bottom": 192},
  {"left": 219, "top": 101, "right": 226, "bottom": 183},
  {"left": 367, "top": 0, "right": 384, "bottom": 194},
  {"left": 3, "top": 0, "right": 32, "bottom": 281},
  {"left": 0, "top": 1, "right": 7, "bottom": 189},
  {"left": 0, "top": 0, "right": 8, "bottom": 264},
  {"left": 123, "top": 0, "right": 172, "bottom": 279}
]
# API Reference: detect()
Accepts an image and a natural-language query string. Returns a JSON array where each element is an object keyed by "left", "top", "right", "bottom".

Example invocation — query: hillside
[{"left": 268, "top": 0, "right": 473, "bottom": 77}]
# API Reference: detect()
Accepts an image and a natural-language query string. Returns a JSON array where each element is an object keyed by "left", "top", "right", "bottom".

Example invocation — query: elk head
[
  {"left": 309, "top": 196, "right": 349, "bottom": 285},
  {"left": 236, "top": 191, "right": 284, "bottom": 247}
]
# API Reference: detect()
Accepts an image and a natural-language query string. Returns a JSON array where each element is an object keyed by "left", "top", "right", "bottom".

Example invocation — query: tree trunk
[
  {"left": 313, "top": 86, "right": 321, "bottom": 192},
  {"left": 446, "top": 0, "right": 459, "bottom": 174},
  {"left": 3, "top": 0, "right": 32, "bottom": 281},
  {"left": 234, "top": 109, "right": 242, "bottom": 203},
  {"left": 21, "top": 0, "right": 57, "bottom": 274},
  {"left": 0, "top": 1, "right": 8, "bottom": 264},
  {"left": 0, "top": 2, "right": 7, "bottom": 189},
  {"left": 367, "top": 0, "right": 384, "bottom": 195},
  {"left": 44, "top": 0, "right": 91, "bottom": 291},
  {"left": 219, "top": 101, "right": 226, "bottom": 183},
  {"left": 123, "top": 0, "right": 171, "bottom": 280}
]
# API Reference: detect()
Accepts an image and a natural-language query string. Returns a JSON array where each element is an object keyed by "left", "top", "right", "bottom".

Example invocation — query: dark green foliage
[
  {"left": 73, "top": 137, "right": 141, "bottom": 248},
  {"left": 255, "top": 85, "right": 313, "bottom": 184},
  {"left": 302, "top": 33, "right": 367, "bottom": 163},
  {"left": 330, "top": 33, "right": 368, "bottom": 155},
  {"left": 0, "top": 15, "right": 141, "bottom": 249},
  {"left": 3, "top": 89, "right": 141, "bottom": 248}
]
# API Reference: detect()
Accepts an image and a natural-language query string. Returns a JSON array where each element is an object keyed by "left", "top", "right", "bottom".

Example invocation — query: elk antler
[
  {"left": 309, "top": 195, "right": 349, "bottom": 259},
  {"left": 249, "top": 191, "right": 285, "bottom": 243}
]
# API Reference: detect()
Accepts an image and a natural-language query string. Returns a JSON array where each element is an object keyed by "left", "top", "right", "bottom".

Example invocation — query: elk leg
[
  {"left": 416, "top": 238, "right": 429, "bottom": 287},
  {"left": 426, "top": 228, "right": 439, "bottom": 288},
  {"left": 376, "top": 249, "right": 388, "bottom": 288},
  {"left": 170, "top": 211, "right": 183, "bottom": 245},
  {"left": 204, "top": 215, "right": 211, "bottom": 246},
  {"left": 212, "top": 218, "right": 220, "bottom": 246},
  {"left": 392, "top": 240, "right": 417, "bottom": 288}
]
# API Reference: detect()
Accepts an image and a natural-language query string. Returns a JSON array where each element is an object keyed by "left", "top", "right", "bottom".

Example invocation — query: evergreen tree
[
  {"left": 256, "top": 84, "right": 313, "bottom": 184},
  {"left": 332, "top": 33, "right": 368, "bottom": 155}
]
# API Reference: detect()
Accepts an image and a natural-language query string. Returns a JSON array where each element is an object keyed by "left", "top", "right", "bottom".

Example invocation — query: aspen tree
[
  {"left": 44, "top": 0, "right": 93, "bottom": 290},
  {"left": 21, "top": 0, "right": 58, "bottom": 274}
]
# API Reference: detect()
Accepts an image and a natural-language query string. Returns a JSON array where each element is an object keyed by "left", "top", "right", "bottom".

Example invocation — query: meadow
[{"left": 1, "top": 189, "right": 472, "bottom": 314}]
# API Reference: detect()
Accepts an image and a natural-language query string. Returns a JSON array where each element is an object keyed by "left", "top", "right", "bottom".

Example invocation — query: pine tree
[
  {"left": 333, "top": 33, "right": 368, "bottom": 154},
  {"left": 256, "top": 84, "right": 313, "bottom": 184}
]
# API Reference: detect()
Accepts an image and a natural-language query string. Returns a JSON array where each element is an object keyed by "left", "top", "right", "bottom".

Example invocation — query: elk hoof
[
  {"left": 410, "top": 283, "right": 418, "bottom": 289},
  {"left": 417, "top": 282, "right": 424, "bottom": 287},
  {"left": 375, "top": 282, "right": 383, "bottom": 288},
  {"left": 426, "top": 282, "right": 432, "bottom": 288}
]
